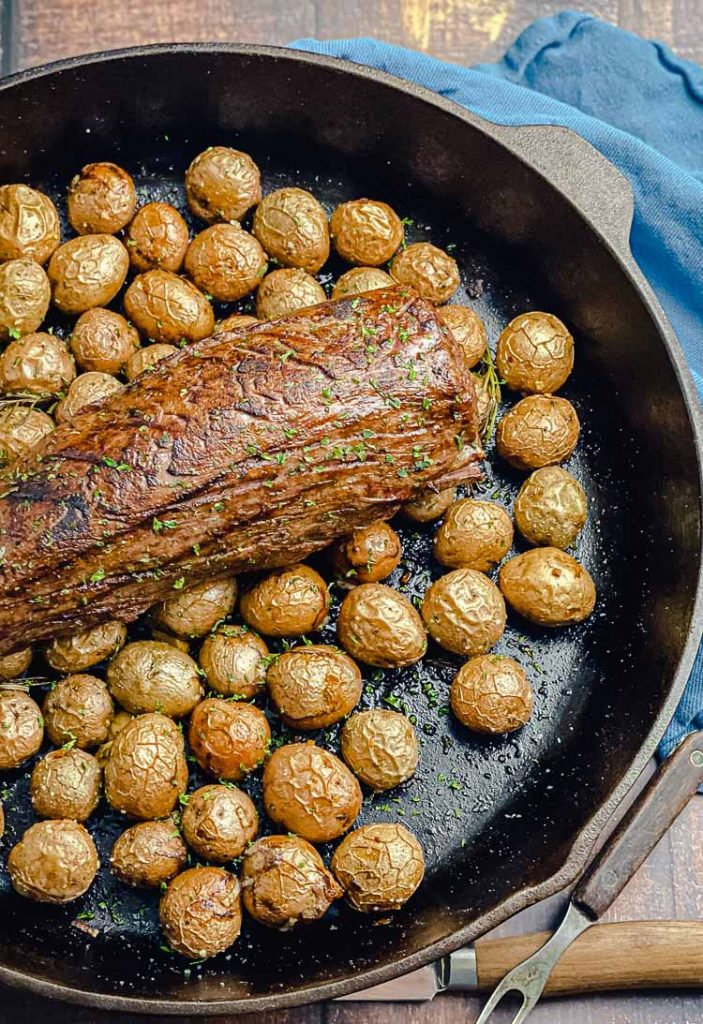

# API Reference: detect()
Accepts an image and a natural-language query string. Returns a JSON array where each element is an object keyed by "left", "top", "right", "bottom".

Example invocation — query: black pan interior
[{"left": 0, "top": 48, "right": 699, "bottom": 1011}]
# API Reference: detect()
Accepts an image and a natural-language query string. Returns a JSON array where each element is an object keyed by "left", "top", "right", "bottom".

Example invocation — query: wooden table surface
[{"left": 0, "top": 0, "right": 701, "bottom": 1021}]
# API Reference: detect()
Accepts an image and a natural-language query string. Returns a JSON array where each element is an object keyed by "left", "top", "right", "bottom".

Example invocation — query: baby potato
[
  {"left": 330, "top": 199, "right": 403, "bottom": 266},
  {"left": 151, "top": 628, "right": 190, "bottom": 653},
  {"left": 185, "top": 224, "right": 267, "bottom": 301},
  {"left": 331, "top": 267, "right": 394, "bottom": 300},
  {"left": 263, "top": 742, "right": 361, "bottom": 843},
  {"left": 0, "top": 332, "right": 75, "bottom": 398},
  {"left": 421, "top": 569, "right": 506, "bottom": 656},
  {"left": 438, "top": 305, "right": 487, "bottom": 369},
  {"left": 185, "top": 146, "right": 261, "bottom": 224},
  {"left": 30, "top": 748, "right": 101, "bottom": 822},
  {"left": 8, "top": 820, "right": 98, "bottom": 904},
  {"left": 153, "top": 576, "right": 237, "bottom": 638},
  {"left": 0, "top": 184, "right": 60, "bottom": 264},
  {"left": 67, "top": 162, "right": 137, "bottom": 235},
  {"left": 123, "top": 269, "right": 214, "bottom": 344},
  {"left": 54, "top": 371, "right": 124, "bottom": 423},
  {"left": 240, "top": 564, "right": 329, "bottom": 638},
  {"left": 0, "top": 405, "right": 54, "bottom": 465},
  {"left": 188, "top": 698, "right": 270, "bottom": 781},
  {"left": 496, "top": 311, "right": 574, "bottom": 394},
  {"left": 331, "top": 823, "right": 425, "bottom": 912},
  {"left": 241, "top": 835, "right": 342, "bottom": 929},
  {"left": 434, "top": 499, "right": 513, "bottom": 572},
  {"left": 125, "top": 342, "right": 177, "bottom": 381},
  {"left": 69, "top": 308, "right": 139, "bottom": 374},
  {"left": 107, "top": 640, "right": 203, "bottom": 717},
  {"left": 181, "top": 784, "right": 258, "bottom": 863},
  {"left": 514, "top": 465, "right": 587, "bottom": 549},
  {"left": 496, "top": 395, "right": 580, "bottom": 471},
  {"left": 0, "top": 646, "right": 33, "bottom": 680},
  {"left": 390, "top": 242, "right": 459, "bottom": 304},
  {"left": 125, "top": 201, "right": 189, "bottom": 273},
  {"left": 104, "top": 713, "right": 188, "bottom": 819},
  {"left": 267, "top": 644, "right": 362, "bottom": 730},
  {"left": 0, "top": 688, "right": 44, "bottom": 769},
  {"left": 341, "top": 709, "right": 418, "bottom": 791},
  {"left": 199, "top": 625, "right": 268, "bottom": 699},
  {"left": 111, "top": 819, "right": 187, "bottom": 888},
  {"left": 402, "top": 486, "right": 456, "bottom": 523},
  {"left": 48, "top": 234, "right": 129, "bottom": 314},
  {"left": 45, "top": 619, "right": 127, "bottom": 673},
  {"left": 213, "top": 313, "right": 259, "bottom": 334},
  {"left": 160, "top": 865, "right": 242, "bottom": 960},
  {"left": 0, "top": 258, "right": 51, "bottom": 340},
  {"left": 253, "top": 187, "right": 329, "bottom": 273},
  {"left": 499, "top": 548, "right": 596, "bottom": 627},
  {"left": 256, "top": 268, "right": 326, "bottom": 319},
  {"left": 451, "top": 655, "right": 533, "bottom": 733},
  {"left": 337, "top": 583, "right": 426, "bottom": 668},
  {"left": 331, "top": 521, "right": 402, "bottom": 584},
  {"left": 43, "top": 673, "right": 114, "bottom": 749}
]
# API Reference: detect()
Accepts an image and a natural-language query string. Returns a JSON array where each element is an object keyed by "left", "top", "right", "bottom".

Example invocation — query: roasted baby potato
[
  {"left": 8, "top": 820, "right": 98, "bottom": 904},
  {"left": 256, "top": 268, "right": 326, "bottom": 319},
  {"left": 185, "top": 146, "right": 261, "bottom": 223},
  {"left": 125, "top": 342, "right": 177, "bottom": 381},
  {"left": 160, "top": 865, "right": 242, "bottom": 960},
  {"left": 111, "top": 819, "right": 187, "bottom": 888},
  {"left": 421, "top": 569, "right": 506, "bottom": 656},
  {"left": 451, "top": 655, "right": 533, "bottom": 733},
  {"left": 240, "top": 564, "right": 329, "bottom": 638},
  {"left": 329, "top": 199, "right": 403, "bottom": 266},
  {"left": 185, "top": 224, "right": 267, "bottom": 301},
  {"left": 337, "top": 583, "right": 426, "bottom": 668},
  {"left": 123, "top": 268, "right": 214, "bottom": 344},
  {"left": 514, "top": 465, "right": 587, "bottom": 549},
  {"left": 45, "top": 619, "right": 127, "bottom": 673},
  {"left": 153, "top": 576, "right": 238, "bottom": 638},
  {"left": 331, "top": 823, "right": 425, "bottom": 912},
  {"left": 341, "top": 709, "right": 418, "bottom": 791},
  {"left": 0, "top": 184, "right": 60, "bottom": 264},
  {"left": 30, "top": 748, "right": 101, "bottom": 821},
  {"left": 253, "top": 187, "right": 329, "bottom": 273},
  {"left": 213, "top": 312, "right": 259, "bottom": 334},
  {"left": 499, "top": 548, "right": 596, "bottom": 627},
  {"left": 67, "top": 162, "right": 137, "bottom": 235},
  {"left": 390, "top": 242, "right": 459, "bottom": 304},
  {"left": 54, "top": 371, "right": 124, "bottom": 422},
  {"left": 0, "top": 646, "right": 33, "bottom": 680},
  {"left": 496, "top": 311, "right": 574, "bottom": 394},
  {"left": 0, "top": 258, "right": 51, "bottom": 340},
  {"left": 107, "top": 640, "right": 203, "bottom": 717},
  {"left": 438, "top": 305, "right": 487, "bottom": 369},
  {"left": 434, "top": 499, "right": 513, "bottom": 572},
  {"left": 241, "top": 835, "right": 342, "bottom": 928},
  {"left": 0, "top": 405, "right": 54, "bottom": 465},
  {"left": 267, "top": 644, "right": 362, "bottom": 730},
  {"left": 69, "top": 308, "right": 139, "bottom": 374},
  {"left": 181, "top": 784, "right": 258, "bottom": 863},
  {"left": 0, "top": 687, "right": 44, "bottom": 769},
  {"left": 199, "top": 625, "right": 269, "bottom": 699},
  {"left": 496, "top": 395, "right": 580, "bottom": 471},
  {"left": 188, "top": 698, "right": 270, "bottom": 781},
  {"left": 48, "top": 234, "right": 129, "bottom": 314},
  {"left": 43, "top": 673, "right": 114, "bottom": 749},
  {"left": 330, "top": 521, "right": 402, "bottom": 584},
  {"left": 331, "top": 267, "right": 394, "bottom": 299},
  {"left": 104, "top": 713, "right": 188, "bottom": 819},
  {"left": 0, "top": 332, "right": 75, "bottom": 398},
  {"left": 402, "top": 486, "right": 456, "bottom": 523},
  {"left": 125, "top": 201, "right": 189, "bottom": 273}
]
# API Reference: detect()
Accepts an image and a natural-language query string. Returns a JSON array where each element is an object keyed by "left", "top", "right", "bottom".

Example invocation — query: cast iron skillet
[{"left": 0, "top": 43, "right": 700, "bottom": 1016}]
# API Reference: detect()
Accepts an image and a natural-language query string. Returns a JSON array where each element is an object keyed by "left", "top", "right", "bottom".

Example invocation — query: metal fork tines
[{"left": 475, "top": 903, "right": 592, "bottom": 1024}]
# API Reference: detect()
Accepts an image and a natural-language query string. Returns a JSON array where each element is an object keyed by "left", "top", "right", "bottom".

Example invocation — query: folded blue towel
[{"left": 291, "top": 12, "right": 703, "bottom": 760}]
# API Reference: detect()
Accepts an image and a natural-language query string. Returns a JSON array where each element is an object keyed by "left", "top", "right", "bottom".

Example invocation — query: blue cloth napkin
[{"left": 291, "top": 12, "right": 703, "bottom": 759}]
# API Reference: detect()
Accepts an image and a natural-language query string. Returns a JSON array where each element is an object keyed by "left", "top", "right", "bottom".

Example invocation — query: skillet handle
[{"left": 573, "top": 731, "right": 703, "bottom": 920}]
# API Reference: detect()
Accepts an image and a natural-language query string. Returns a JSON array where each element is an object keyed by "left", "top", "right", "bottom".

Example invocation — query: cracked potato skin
[
  {"left": 55, "top": 371, "right": 124, "bottom": 423},
  {"left": 153, "top": 576, "right": 237, "bottom": 639},
  {"left": 123, "top": 268, "right": 214, "bottom": 344},
  {"left": 337, "top": 583, "right": 426, "bottom": 668},
  {"left": 69, "top": 308, "right": 139, "bottom": 374},
  {"left": 434, "top": 499, "right": 513, "bottom": 573},
  {"left": 255, "top": 268, "right": 326, "bottom": 319},
  {"left": 125, "top": 201, "right": 189, "bottom": 273},
  {"left": 125, "top": 342, "right": 176, "bottom": 381},
  {"left": 0, "top": 184, "right": 60, "bottom": 264},
  {"left": 181, "top": 784, "right": 258, "bottom": 863},
  {"left": 329, "top": 199, "right": 403, "bottom": 266},
  {"left": 45, "top": 619, "right": 127, "bottom": 673},
  {"left": 111, "top": 819, "right": 187, "bottom": 888},
  {"left": 67, "top": 162, "right": 137, "bottom": 235},
  {"left": 213, "top": 312, "right": 259, "bottom": 334},
  {"left": 241, "top": 835, "right": 342, "bottom": 929},
  {"left": 451, "top": 655, "right": 533, "bottom": 734},
  {"left": 253, "top": 187, "right": 329, "bottom": 273},
  {"left": 267, "top": 644, "right": 362, "bottom": 730},
  {"left": 390, "top": 242, "right": 459, "bottom": 304},
  {"left": 496, "top": 395, "right": 580, "bottom": 471},
  {"left": 341, "top": 709, "right": 418, "bottom": 791},
  {"left": 514, "top": 466, "right": 588, "bottom": 549},
  {"left": 0, "top": 646, "right": 33, "bottom": 680},
  {"left": 0, "top": 405, "right": 54, "bottom": 465},
  {"left": 160, "top": 865, "right": 242, "bottom": 960},
  {"left": 30, "top": 748, "right": 101, "bottom": 821},
  {"left": 496, "top": 312, "right": 574, "bottom": 394},
  {"left": 0, "top": 332, "right": 75, "bottom": 398},
  {"left": 499, "top": 548, "right": 596, "bottom": 627},
  {"left": 188, "top": 698, "right": 271, "bottom": 782},
  {"left": 240, "top": 564, "right": 329, "bottom": 638},
  {"left": 421, "top": 569, "right": 506, "bottom": 656},
  {"left": 185, "top": 224, "right": 267, "bottom": 302},
  {"left": 107, "top": 640, "right": 203, "bottom": 717},
  {"left": 402, "top": 486, "right": 456, "bottom": 523},
  {"left": 331, "top": 266, "right": 394, "bottom": 300},
  {"left": 8, "top": 819, "right": 98, "bottom": 904},
  {"left": 43, "top": 673, "right": 114, "bottom": 749},
  {"left": 199, "top": 625, "right": 268, "bottom": 699},
  {"left": 0, "top": 259, "right": 51, "bottom": 340},
  {"left": 104, "top": 713, "right": 188, "bottom": 819},
  {"left": 330, "top": 521, "right": 402, "bottom": 584},
  {"left": 437, "top": 305, "right": 487, "bottom": 369},
  {"left": 185, "top": 147, "right": 261, "bottom": 224},
  {"left": 263, "top": 742, "right": 362, "bottom": 843},
  {"left": 331, "top": 823, "right": 425, "bottom": 912},
  {"left": 0, "top": 688, "right": 44, "bottom": 769},
  {"left": 48, "top": 234, "right": 129, "bottom": 314}
]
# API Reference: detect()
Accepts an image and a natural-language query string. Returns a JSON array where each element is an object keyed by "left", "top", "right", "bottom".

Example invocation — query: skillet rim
[{"left": 0, "top": 40, "right": 701, "bottom": 1015}]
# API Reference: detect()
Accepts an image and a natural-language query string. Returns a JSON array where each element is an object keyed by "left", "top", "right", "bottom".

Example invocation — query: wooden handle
[
  {"left": 475, "top": 920, "right": 703, "bottom": 995},
  {"left": 574, "top": 732, "right": 703, "bottom": 919}
]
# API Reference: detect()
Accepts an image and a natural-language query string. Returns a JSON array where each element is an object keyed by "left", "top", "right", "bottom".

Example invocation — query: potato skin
[
  {"left": 43, "top": 673, "right": 114, "bottom": 749},
  {"left": 30, "top": 748, "right": 101, "bottom": 821},
  {"left": 263, "top": 742, "right": 362, "bottom": 843},
  {"left": 69, "top": 308, "right": 139, "bottom": 374},
  {"left": 125, "top": 201, "right": 189, "bottom": 273},
  {"left": 188, "top": 698, "right": 270, "bottom": 781},
  {"left": 153, "top": 576, "right": 237, "bottom": 639},
  {"left": 181, "top": 784, "right": 258, "bottom": 863},
  {"left": 48, "top": 234, "right": 129, "bottom": 314},
  {"left": 68, "top": 162, "right": 137, "bottom": 235},
  {"left": 107, "top": 641, "right": 203, "bottom": 717},
  {"left": 331, "top": 521, "right": 402, "bottom": 584},
  {"left": 434, "top": 499, "right": 513, "bottom": 572},
  {"left": 123, "top": 269, "right": 214, "bottom": 344},
  {"left": 331, "top": 267, "right": 394, "bottom": 300},
  {"left": 499, "top": 548, "right": 596, "bottom": 627},
  {"left": 0, "top": 646, "right": 33, "bottom": 680},
  {"left": 125, "top": 342, "right": 177, "bottom": 381},
  {"left": 213, "top": 313, "right": 259, "bottom": 334},
  {"left": 0, "top": 184, "right": 60, "bottom": 264},
  {"left": 341, "top": 710, "right": 418, "bottom": 791},
  {"left": 421, "top": 569, "right": 506, "bottom": 656},
  {"left": 160, "top": 865, "right": 242, "bottom": 960},
  {"left": 104, "top": 713, "right": 188, "bottom": 819},
  {"left": 54, "top": 371, "right": 124, "bottom": 423},
  {"left": 330, "top": 199, "right": 403, "bottom": 266},
  {"left": 437, "top": 305, "right": 487, "bottom": 369},
  {"left": 331, "top": 823, "right": 425, "bottom": 912},
  {"left": 256, "top": 268, "right": 326, "bottom": 319},
  {"left": 240, "top": 564, "right": 329, "bottom": 638},
  {"left": 390, "top": 242, "right": 459, "bottom": 304},
  {"left": 496, "top": 395, "right": 580, "bottom": 471},
  {"left": 402, "top": 486, "right": 456, "bottom": 523},
  {"left": 514, "top": 466, "right": 588, "bottom": 549},
  {"left": 253, "top": 187, "right": 329, "bottom": 273},
  {"left": 337, "top": 583, "right": 426, "bottom": 668},
  {"left": 45, "top": 620, "right": 127, "bottom": 673},
  {"left": 496, "top": 312, "right": 574, "bottom": 394},
  {"left": 185, "top": 224, "right": 267, "bottom": 301},
  {"left": 241, "top": 835, "right": 342, "bottom": 929},
  {"left": 267, "top": 644, "right": 362, "bottom": 730},
  {"left": 185, "top": 147, "right": 261, "bottom": 224},
  {"left": 451, "top": 655, "right": 533, "bottom": 733},
  {"left": 0, "top": 405, "right": 54, "bottom": 465},
  {"left": 0, "top": 332, "right": 75, "bottom": 398},
  {"left": 111, "top": 819, "right": 187, "bottom": 888},
  {"left": 0, "top": 259, "right": 51, "bottom": 340},
  {"left": 8, "top": 819, "right": 98, "bottom": 904},
  {"left": 0, "top": 688, "right": 44, "bottom": 769},
  {"left": 199, "top": 625, "right": 268, "bottom": 699}
]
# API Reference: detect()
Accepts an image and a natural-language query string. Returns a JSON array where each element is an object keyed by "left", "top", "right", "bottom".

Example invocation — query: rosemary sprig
[{"left": 476, "top": 345, "right": 502, "bottom": 444}]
